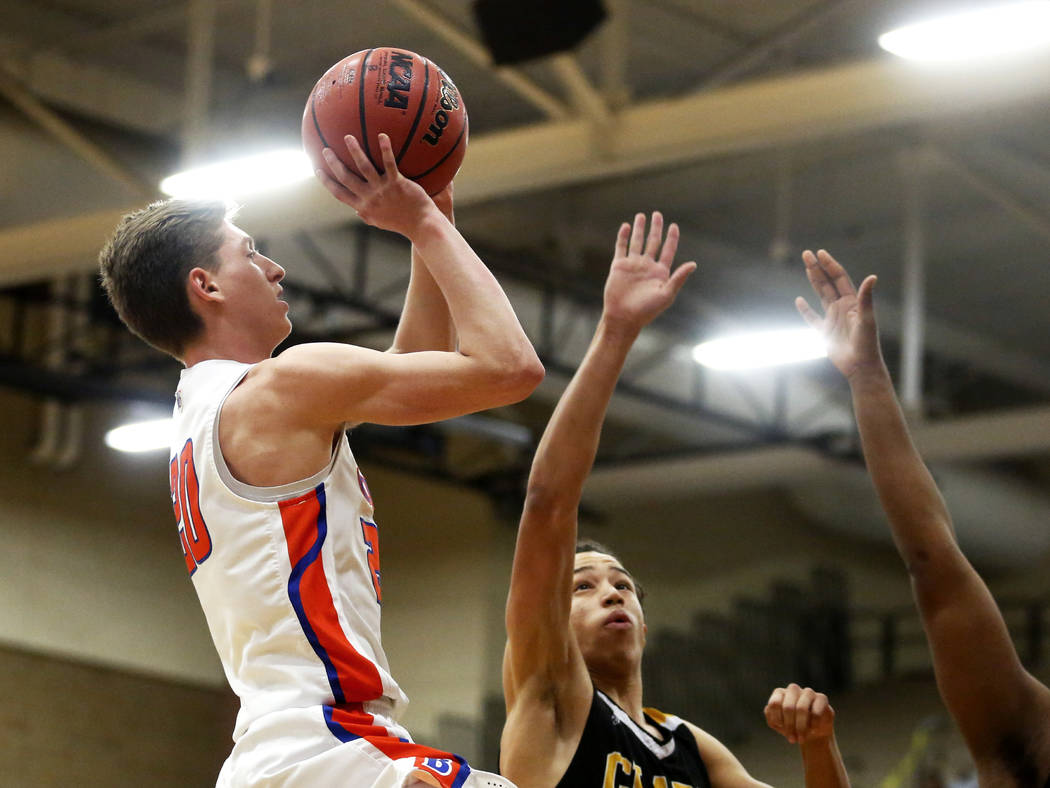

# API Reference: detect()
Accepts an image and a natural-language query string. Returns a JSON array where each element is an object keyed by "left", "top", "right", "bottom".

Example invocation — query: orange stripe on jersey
[
  {"left": 321, "top": 705, "right": 473, "bottom": 788},
  {"left": 280, "top": 485, "right": 384, "bottom": 705}
]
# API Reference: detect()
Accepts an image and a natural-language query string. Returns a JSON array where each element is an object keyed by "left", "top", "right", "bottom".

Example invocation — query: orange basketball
[{"left": 302, "top": 47, "right": 468, "bottom": 196}]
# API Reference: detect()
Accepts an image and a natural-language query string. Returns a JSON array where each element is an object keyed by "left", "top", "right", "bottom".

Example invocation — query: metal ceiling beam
[
  {"left": 549, "top": 54, "right": 612, "bottom": 126},
  {"left": 5, "top": 53, "right": 1050, "bottom": 285},
  {"left": 37, "top": 0, "right": 250, "bottom": 57},
  {"left": 583, "top": 401, "right": 1050, "bottom": 506},
  {"left": 698, "top": 0, "right": 867, "bottom": 89},
  {"left": 182, "top": 0, "right": 218, "bottom": 163},
  {"left": 0, "top": 36, "right": 182, "bottom": 134},
  {"left": 599, "top": 0, "right": 630, "bottom": 110},
  {"left": 0, "top": 66, "right": 156, "bottom": 199},
  {"left": 928, "top": 146, "right": 1050, "bottom": 246}
]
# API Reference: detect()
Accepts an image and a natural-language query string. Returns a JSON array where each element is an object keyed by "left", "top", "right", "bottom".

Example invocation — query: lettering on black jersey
[{"left": 603, "top": 752, "right": 695, "bottom": 788}]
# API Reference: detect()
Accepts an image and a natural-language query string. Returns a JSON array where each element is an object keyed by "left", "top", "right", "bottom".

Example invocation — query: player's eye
[
  {"left": 616, "top": 582, "right": 633, "bottom": 592},
  {"left": 574, "top": 582, "right": 591, "bottom": 592}
]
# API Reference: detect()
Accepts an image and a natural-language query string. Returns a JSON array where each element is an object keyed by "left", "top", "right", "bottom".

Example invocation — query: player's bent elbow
[
  {"left": 516, "top": 353, "right": 545, "bottom": 395},
  {"left": 494, "top": 351, "right": 545, "bottom": 403}
]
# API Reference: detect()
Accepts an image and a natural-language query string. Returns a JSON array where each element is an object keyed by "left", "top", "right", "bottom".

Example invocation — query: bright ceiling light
[
  {"left": 878, "top": 2, "right": 1050, "bottom": 62},
  {"left": 105, "top": 418, "right": 172, "bottom": 453},
  {"left": 693, "top": 328, "right": 827, "bottom": 371},
  {"left": 160, "top": 149, "right": 313, "bottom": 199}
]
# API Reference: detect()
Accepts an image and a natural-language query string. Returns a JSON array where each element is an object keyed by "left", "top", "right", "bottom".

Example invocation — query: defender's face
[
  {"left": 570, "top": 552, "right": 647, "bottom": 671},
  {"left": 213, "top": 222, "right": 290, "bottom": 350}
]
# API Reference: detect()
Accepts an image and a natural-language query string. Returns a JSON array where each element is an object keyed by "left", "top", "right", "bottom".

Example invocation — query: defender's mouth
[{"left": 603, "top": 611, "right": 632, "bottom": 629}]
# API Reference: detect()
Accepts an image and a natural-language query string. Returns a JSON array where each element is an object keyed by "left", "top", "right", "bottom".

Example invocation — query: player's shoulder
[
  {"left": 247, "top": 342, "right": 373, "bottom": 390},
  {"left": 269, "top": 341, "right": 371, "bottom": 370}
]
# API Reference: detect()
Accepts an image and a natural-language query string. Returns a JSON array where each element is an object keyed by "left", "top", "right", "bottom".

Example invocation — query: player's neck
[
  {"left": 592, "top": 669, "right": 645, "bottom": 725},
  {"left": 183, "top": 327, "right": 274, "bottom": 367}
]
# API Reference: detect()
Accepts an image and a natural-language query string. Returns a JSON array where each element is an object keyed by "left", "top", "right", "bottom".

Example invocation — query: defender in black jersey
[
  {"left": 796, "top": 249, "right": 1050, "bottom": 787},
  {"left": 501, "top": 214, "right": 850, "bottom": 788},
  {"left": 557, "top": 689, "right": 713, "bottom": 788}
]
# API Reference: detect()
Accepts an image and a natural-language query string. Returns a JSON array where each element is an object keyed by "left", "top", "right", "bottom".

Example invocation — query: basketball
[{"left": 302, "top": 47, "right": 468, "bottom": 196}]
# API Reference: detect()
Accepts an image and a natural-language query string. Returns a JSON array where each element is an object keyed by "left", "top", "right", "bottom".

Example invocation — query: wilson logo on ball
[{"left": 422, "top": 75, "right": 459, "bottom": 146}]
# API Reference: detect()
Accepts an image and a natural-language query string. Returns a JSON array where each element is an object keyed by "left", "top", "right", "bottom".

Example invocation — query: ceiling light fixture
[
  {"left": 878, "top": 2, "right": 1050, "bottom": 62},
  {"left": 104, "top": 418, "right": 173, "bottom": 454},
  {"left": 693, "top": 328, "right": 827, "bottom": 371},
  {"left": 160, "top": 149, "right": 313, "bottom": 199}
]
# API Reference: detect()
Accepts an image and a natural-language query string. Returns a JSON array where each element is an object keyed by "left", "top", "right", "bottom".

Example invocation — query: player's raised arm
[
  {"left": 265, "top": 133, "right": 542, "bottom": 428},
  {"left": 796, "top": 249, "right": 1050, "bottom": 769},
  {"left": 501, "top": 213, "right": 695, "bottom": 779},
  {"left": 387, "top": 183, "right": 456, "bottom": 355}
]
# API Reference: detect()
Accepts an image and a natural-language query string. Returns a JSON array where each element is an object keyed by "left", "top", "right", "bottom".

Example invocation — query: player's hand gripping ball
[{"left": 302, "top": 47, "right": 468, "bottom": 196}]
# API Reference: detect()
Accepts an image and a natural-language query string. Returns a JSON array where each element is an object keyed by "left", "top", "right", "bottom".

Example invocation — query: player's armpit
[{"left": 259, "top": 341, "right": 541, "bottom": 429}]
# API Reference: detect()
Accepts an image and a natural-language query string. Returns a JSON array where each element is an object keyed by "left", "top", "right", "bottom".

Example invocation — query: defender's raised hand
[
  {"left": 317, "top": 133, "right": 437, "bottom": 238},
  {"left": 796, "top": 249, "right": 880, "bottom": 381},
  {"left": 603, "top": 212, "right": 696, "bottom": 332}
]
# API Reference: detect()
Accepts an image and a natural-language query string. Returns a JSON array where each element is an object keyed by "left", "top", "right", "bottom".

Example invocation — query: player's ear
[{"left": 188, "top": 267, "right": 224, "bottom": 304}]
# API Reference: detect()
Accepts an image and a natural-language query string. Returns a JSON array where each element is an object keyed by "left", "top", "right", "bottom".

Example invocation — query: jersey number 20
[{"left": 170, "top": 438, "right": 213, "bottom": 575}]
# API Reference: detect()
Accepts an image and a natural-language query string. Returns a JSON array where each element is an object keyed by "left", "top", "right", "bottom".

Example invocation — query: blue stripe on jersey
[
  {"left": 451, "top": 755, "right": 471, "bottom": 788},
  {"left": 322, "top": 704, "right": 358, "bottom": 743},
  {"left": 286, "top": 484, "right": 346, "bottom": 704}
]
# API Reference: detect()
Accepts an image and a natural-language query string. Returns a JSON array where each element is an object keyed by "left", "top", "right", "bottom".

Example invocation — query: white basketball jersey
[{"left": 170, "top": 359, "right": 410, "bottom": 772}]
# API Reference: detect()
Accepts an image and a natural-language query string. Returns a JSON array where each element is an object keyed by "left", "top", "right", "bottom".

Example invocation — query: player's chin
[{"left": 273, "top": 318, "right": 293, "bottom": 347}]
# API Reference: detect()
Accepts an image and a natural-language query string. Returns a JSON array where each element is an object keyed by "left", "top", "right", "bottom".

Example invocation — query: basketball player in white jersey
[
  {"left": 796, "top": 249, "right": 1050, "bottom": 787},
  {"left": 500, "top": 213, "right": 851, "bottom": 788},
  {"left": 99, "top": 133, "right": 542, "bottom": 787}
]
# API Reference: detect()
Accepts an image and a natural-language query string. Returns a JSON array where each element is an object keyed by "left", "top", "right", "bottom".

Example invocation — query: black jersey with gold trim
[{"left": 554, "top": 689, "right": 712, "bottom": 788}]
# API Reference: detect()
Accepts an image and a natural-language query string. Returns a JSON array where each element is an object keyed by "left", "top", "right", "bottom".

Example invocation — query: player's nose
[
  {"left": 266, "top": 258, "right": 286, "bottom": 282},
  {"left": 601, "top": 585, "right": 624, "bottom": 606}
]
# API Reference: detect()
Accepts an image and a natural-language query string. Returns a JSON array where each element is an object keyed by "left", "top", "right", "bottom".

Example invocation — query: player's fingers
[
  {"left": 343, "top": 134, "right": 380, "bottom": 180},
  {"left": 795, "top": 297, "right": 824, "bottom": 331},
  {"left": 645, "top": 211, "right": 664, "bottom": 260},
  {"left": 811, "top": 693, "right": 830, "bottom": 723},
  {"left": 628, "top": 213, "right": 646, "bottom": 256},
  {"left": 315, "top": 166, "right": 363, "bottom": 210},
  {"left": 794, "top": 687, "right": 814, "bottom": 742},
  {"left": 764, "top": 687, "right": 786, "bottom": 733},
  {"left": 376, "top": 133, "right": 398, "bottom": 179},
  {"left": 321, "top": 148, "right": 365, "bottom": 187},
  {"left": 781, "top": 683, "right": 800, "bottom": 743},
  {"left": 803, "top": 250, "right": 838, "bottom": 310},
  {"left": 613, "top": 222, "right": 631, "bottom": 259},
  {"left": 666, "top": 261, "right": 697, "bottom": 297},
  {"left": 858, "top": 274, "right": 877, "bottom": 315},
  {"left": 658, "top": 223, "right": 680, "bottom": 266},
  {"left": 816, "top": 249, "right": 857, "bottom": 298}
]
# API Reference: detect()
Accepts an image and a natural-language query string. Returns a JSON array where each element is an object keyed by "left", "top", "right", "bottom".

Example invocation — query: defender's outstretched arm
[{"left": 797, "top": 249, "right": 1050, "bottom": 766}]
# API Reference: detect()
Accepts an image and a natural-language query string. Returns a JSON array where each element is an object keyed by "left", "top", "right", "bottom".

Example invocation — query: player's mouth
[{"left": 603, "top": 611, "right": 632, "bottom": 629}]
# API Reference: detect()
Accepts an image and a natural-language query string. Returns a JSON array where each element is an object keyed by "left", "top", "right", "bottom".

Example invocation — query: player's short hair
[
  {"left": 575, "top": 539, "right": 646, "bottom": 604},
  {"left": 99, "top": 198, "right": 231, "bottom": 358}
]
